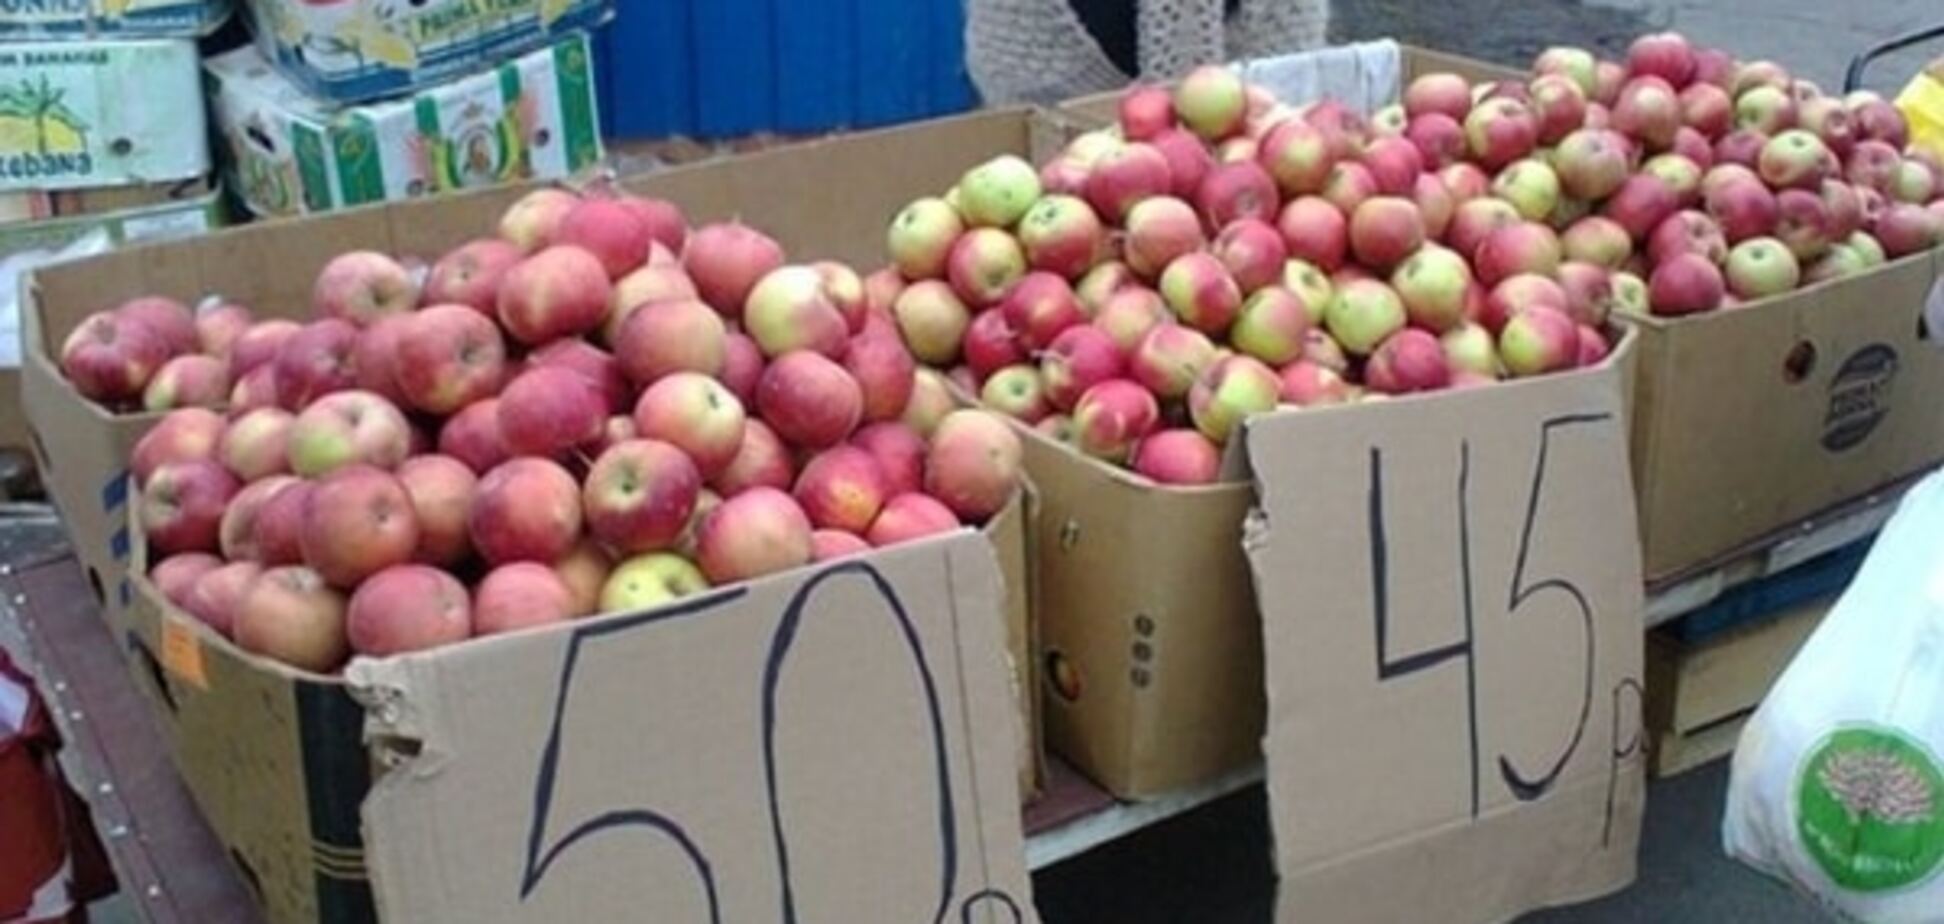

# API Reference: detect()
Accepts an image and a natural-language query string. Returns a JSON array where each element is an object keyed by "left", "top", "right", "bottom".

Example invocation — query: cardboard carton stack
[
  {"left": 208, "top": 0, "right": 610, "bottom": 218},
  {"left": 0, "top": 1, "right": 227, "bottom": 458}
]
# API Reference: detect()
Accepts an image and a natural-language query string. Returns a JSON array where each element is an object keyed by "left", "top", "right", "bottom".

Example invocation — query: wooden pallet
[{"left": 1645, "top": 597, "right": 1832, "bottom": 777}]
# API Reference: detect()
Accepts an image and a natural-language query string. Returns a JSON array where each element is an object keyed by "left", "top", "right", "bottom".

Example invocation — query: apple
[
  {"left": 1275, "top": 358, "right": 1352, "bottom": 405},
  {"left": 1669, "top": 126, "right": 1717, "bottom": 169},
  {"left": 1704, "top": 173, "right": 1780, "bottom": 242},
  {"left": 229, "top": 369, "right": 276, "bottom": 419},
  {"left": 1714, "top": 128, "right": 1769, "bottom": 169},
  {"left": 1776, "top": 188, "right": 1835, "bottom": 259},
  {"left": 1845, "top": 139, "right": 1902, "bottom": 192},
  {"left": 296, "top": 464, "right": 418, "bottom": 588},
  {"left": 1281, "top": 259, "right": 1336, "bottom": 327},
  {"left": 1391, "top": 244, "right": 1473, "bottom": 332},
  {"left": 1325, "top": 279, "right": 1407, "bottom": 355},
  {"left": 1195, "top": 160, "right": 1279, "bottom": 230},
  {"left": 1820, "top": 180, "right": 1864, "bottom": 239},
  {"left": 1723, "top": 237, "right": 1802, "bottom": 299},
  {"left": 791, "top": 446, "right": 889, "bottom": 535},
  {"left": 1491, "top": 158, "right": 1561, "bottom": 221},
  {"left": 963, "top": 309, "right": 1024, "bottom": 379},
  {"left": 1440, "top": 322, "right": 1499, "bottom": 377},
  {"left": 494, "top": 366, "right": 605, "bottom": 458},
  {"left": 957, "top": 154, "right": 1042, "bottom": 228},
  {"left": 684, "top": 222, "right": 785, "bottom": 318},
  {"left": 606, "top": 299, "right": 728, "bottom": 389},
  {"left": 216, "top": 408, "right": 291, "bottom": 483},
  {"left": 1439, "top": 161, "right": 1492, "bottom": 201},
  {"left": 1321, "top": 161, "right": 1378, "bottom": 215},
  {"left": 634, "top": 372, "right": 748, "bottom": 476},
  {"left": 1364, "top": 329, "right": 1452, "bottom": 394},
  {"left": 1627, "top": 31, "right": 1695, "bottom": 86},
  {"left": 945, "top": 227, "right": 1028, "bottom": 308},
  {"left": 1874, "top": 202, "right": 1941, "bottom": 257},
  {"left": 850, "top": 422, "right": 927, "bottom": 498},
  {"left": 468, "top": 562, "right": 576, "bottom": 637},
  {"left": 1642, "top": 154, "right": 1704, "bottom": 204},
  {"left": 1152, "top": 127, "right": 1216, "bottom": 199},
  {"left": 1124, "top": 196, "right": 1206, "bottom": 278},
  {"left": 496, "top": 245, "right": 613, "bottom": 345},
  {"left": 552, "top": 198, "right": 655, "bottom": 279},
  {"left": 1348, "top": 196, "right": 1426, "bottom": 272},
  {"left": 1890, "top": 159, "right": 1938, "bottom": 204},
  {"left": 580, "top": 439, "right": 701, "bottom": 554},
  {"left": 617, "top": 196, "right": 688, "bottom": 254},
  {"left": 1128, "top": 323, "right": 1217, "bottom": 399},
  {"left": 547, "top": 539, "right": 610, "bottom": 617},
  {"left": 809, "top": 530, "right": 871, "bottom": 562},
  {"left": 1413, "top": 173, "right": 1458, "bottom": 241},
  {"left": 1529, "top": 73, "right": 1588, "bottom": 144},
  {"left": 598, "top": 551, "right": 710, "bottom": 612},
  {"left": 1847, "top": 230, "right": 1888, "bottom": 266},
  {"left": 1758, "top": 130, "right": 1830, "bottom": 189},
  {"left": 1406, "top": 72, "right": 1474, "bottom": 121},
  {"left": 713, "top": 419, "right": 796, "bottom": 497},
  {"left": 1130, "top": 429, "right": 1223, "bottom": 485},
  {"left": 1680, "top": 83, "right": 1734, "bottom": 137},
  {"left": 1085, "top": 141, "right": 1173, "bottom": 223},
  {"left": 1360, "top": 135, "right": 1425, "bottom": 196},
  {"left": 1188, "top": 355, "right": 1279, "bottom": 444},
  {"left": 1735, "top": 85, "right": 1797, "bottom": 135},
  {"left": 1602, "top": 174, "right": 1681, "bottom": 240},
  {"left": 1159, "top": 252, "right": 1243, "bottom": 335},
  {"left": 190, "top": 302, "right": 252, "bottom": 360},
  {"left": 57, "top": 310, "right": 172, "bottom": 402},
  {"left": 1483, "top": 274, "right": 1569, "bottom": 333},
  {"left": 1851, "top": 97, "right": 1909, "bottom": 147},
  {"left": 469, "top": 457, "right": 582, "bottom": 566},
  {"left": 1499, "top": 305, "right": 1581, "bottom": 376},
  {"left": 180, "top": 559, "right": 261, "bottom": 637},
  {"left": 1647, "top": 210, "right": 1729, "bottom": 266},
  {"left": 499, "top": 188, "right": 579, "bottom": 252},
  {"left": 1555, "top": 261, "right": 1618, "bottom": 327},
  {"left": 311, "top": 253, "right": 417, "bottom": 331},
  {"left": 138, "top": 458, "right": 239, "bottom": 559},
  {"left": 900, "top": 368, "right": 957, "bottom": 438},
  {"left": 1613, "top": 76, "right": 1682, "bottom": 149},
  {"left": 110, "top": 296, "right": 193, "bottom": 357},
  {"left": 1072, "top": 379, "right": 1160, "bottom": 462},
  {"left": 1002, "top": 271, "right": 1086, "bottom": 349},
  {"left": 433, "top": 399, "right": 506, "bottom": 475},
  {"left": 867, "top": 493, "right": 962, "bottom": 546},
  {"left": 1474, "top": 221, "right": 1563, "bottom": 287},
  {"left": 227, "top": 318, "right": 301, "bottom": 379},
  {"left": 1076, "top": 261, "right": 1138, "bottom": 313},
  {"left": 694, "top": 487, "right": 813, "bottom": 583},
  {"left": 1406, "top": 113, "right": 1467, "bottom": 170},
  {"left": 1797, "top": 96, "right": 1857, "bottom": 159},
  {"left": 152, "top": 551, "right": 222, "bottom": 609},
  {"left": 923, "top": 410, "right": 1022, "bottom": 521},
  {"left": 1464, "top": 97, "right": 1539, "bottom": 169},
  {"left": 345, "top": 565, "right": 470, "bottom": 655},
  {"left": 1446, "top": 197, "right": 1522, "bottom": 260},
  {"left": 1230, "top": 286, "right": 1314, "bottom": 364},
  {"left": 232, "top": 566, "right": 347, "bottom": 672},
  {"left": 1175, "top": 65, "right": 1247, "bottom": 140},
  {"left": 1042, "top": 325, "right": 1125, "bottom": 409},
  {"left": 845, "top": 326, "right": 918, "bottom": 423},
  {"left": 1017, "top": 194, "right": 1105, "bottom": 279},
  {"left": 981, "top": 365, "right": 1050, "bottom": 423},
  {"left": 1276, "top": 195, "right": 1348, "bottom": 270},
  {"left": 1562, "top": 215, "right": 1634, "bottom": 268},
  {"left": 1649, "top": 253, "right": 1727, "bottom": 315},
  {"left": 390, "top": 454, "right": 477, "bottom": 567},
  {"left": 286, "top": 390, "right": 409, "bottom": 478},
  {"left": 1804, "top": 244, "right": 1872, "bottom": 283},
  {"left": 1258, "top": 118, "right": 1335, "bottom": 196},
  {"left": 1119, "top": 85, "right": 1176, "bottom": 139},
  {"left": 1305, "top": 100, "right": 1370, "bottom": 162},
  {"left": 131, "top": 407, "right": 224, "bottom": 487},
  {"left": 756, "top": 351, "right": 862, "bottom": 449}
]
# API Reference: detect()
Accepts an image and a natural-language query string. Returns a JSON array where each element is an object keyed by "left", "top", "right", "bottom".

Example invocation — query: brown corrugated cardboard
[
  {"left": 1245, "top": 332, "right": 1645, "bottom": 922},
  {"left": 1627, "top": 250, "right": 1944, "bottom": 580},
  {"left": 129, "top": 523, "right": 1035, "bottom": 923}
]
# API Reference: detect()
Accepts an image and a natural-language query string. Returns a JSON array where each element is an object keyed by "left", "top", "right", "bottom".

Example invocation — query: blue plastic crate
[{"left": 595, "top": 0, "right": 979, "bottom": 140}]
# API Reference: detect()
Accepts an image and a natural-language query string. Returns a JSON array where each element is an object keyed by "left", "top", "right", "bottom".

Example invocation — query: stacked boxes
[
  {"left": 0, "top": 6, "right": 224, "bottom": 455},
  {"left": 206, "top": 1, "right": 610, "bottom": 217}
]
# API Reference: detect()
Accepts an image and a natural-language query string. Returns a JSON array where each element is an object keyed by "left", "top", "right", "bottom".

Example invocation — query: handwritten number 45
[{"left": 1367, "top": 414, "right": 1608, "bottom": 817}]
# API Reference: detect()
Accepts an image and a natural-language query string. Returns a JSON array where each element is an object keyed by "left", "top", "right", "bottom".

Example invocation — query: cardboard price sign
[
  {"left": 344, "top": 535, "right": 1036, "bottom": 923},
  {"left": 1244, "top": 366, "right": 1646, "bottom": 924}
]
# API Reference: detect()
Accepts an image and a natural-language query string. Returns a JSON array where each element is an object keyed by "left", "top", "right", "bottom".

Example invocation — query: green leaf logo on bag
[{"left": 1796, "top": 725, "right": 1944, "bottom": 892}]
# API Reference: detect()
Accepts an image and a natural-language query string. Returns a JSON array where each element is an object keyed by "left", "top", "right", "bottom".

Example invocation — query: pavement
[{"left": 1035, "top": 1, "right": 1944, "bottom": 920}]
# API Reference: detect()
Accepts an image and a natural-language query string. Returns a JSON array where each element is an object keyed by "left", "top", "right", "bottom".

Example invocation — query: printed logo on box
[
  {"left": 0, "top": 75, "right": 93, "bottom": 183},
  {"left": 1822, "top": 344, "right": 1897, "bottom": 452},
  {"left": 1796, "top": 724, "right": 1944, "bottom": 893}
]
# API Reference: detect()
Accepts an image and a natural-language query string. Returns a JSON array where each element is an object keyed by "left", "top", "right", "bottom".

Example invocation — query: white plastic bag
[{"left": 1724, "top": 468, "right": 1944, "bottom": 922}]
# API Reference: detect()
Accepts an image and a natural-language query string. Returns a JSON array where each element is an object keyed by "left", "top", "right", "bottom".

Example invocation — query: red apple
[
  {"left": 424, "top": 238, "right": 523, "bottom": 313},
  {"left": 497, "top": 245, "right": 612, "bottom": 345},
  {"left": 794, "top": 446, "right": 889, "bottom": 534},
  {"left": 499, "top": 188, "right": 580, "bottom": 252},
  {"left": 57, "top": 310, "right": 173, "bottom": 402},
  {"left": 1498, "top": 305, "right": 1581, "bottom": 376},
  {"left": 553, "top": 197, "right": 655, "bottom": 279},
  {"left": 132, "top": 407, "right": 224, "bottom": 487},
  {"left": 1474, "top": 221, "right": 1563, "bottom": 287},
  {"left": 287, "top": 390, "right": 410, "bottom": 477},
  {"left": 1159, "top": 252, "right": 1243, "bottom": 335},
  {"left": 1123, "top": 195, "right": 1206, "bottom": 278},
  {"left": 584, "top": 439, "right": 702, "bottom": 553},
  {"left": 1085, "top": 141, "right": 1173, "bottom": 223},
  {"left": 313, "top": 251, "right": 418, "bottom": 327},
  {"left": 1277, "top": 195, "right": 1348, "bottom": 271},
  {"left": 713, "top": 419, "right": 796, "bottom": 497},
  {"left": 756, "top": 351, "right": 862, "bottom": 449},
  {"left": 228, "top": 319, "right": 301, "bottom": 380},
  {"left": 473, "top": 563, "right": 576, "bottom": 636},
  {"left": 946, "top": 227, "right": 1028, "bottom": 308},
  {"left": 633, "top": 372, "right": 747, "bottom": 477},
  {"left": 470, "top": 457, "right": 582, "bottom": 566},
  {"left": 1072, "top": 379, "right": 1160, "bottom": 461},
  {"left": 1649, "top": 253, "right": 1727, "bottom": 315},
  {"left": 1648, "top": 210, "right": 1729, "bottom": 265},
  {"left": 1364, "top": 328, "right": 1452, "bottom": 394},
  {"left": 695, "top": 486, "right": 813, "bottom": 582},
  {"left": 218, "top": 407, "right": 292, "bottom": 482},
  {"left": 151, "top": 552, "right": 222, "bottom": 609},
  {"left": 298, "top": 464, "right": 418, "bottom": 588},
  {"left": 924, "top": 409, "right": 1022, "bottom": 521},
  {"left": 614, "top": 297, "right": 727, "bottom": 386},
  {"left": 866, "top": 493, "right": 962, "bottom": 546}
]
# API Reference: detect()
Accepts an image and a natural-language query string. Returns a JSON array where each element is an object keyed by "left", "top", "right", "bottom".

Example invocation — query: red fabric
[{"left": 0, "top": 650, "right": 93, "bottom": 924}]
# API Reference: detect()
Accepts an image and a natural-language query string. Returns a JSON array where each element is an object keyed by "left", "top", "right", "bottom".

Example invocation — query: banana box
[
  {"left": 205, "top": 33, "right": 603, "bottom": 217},
  {"left": 0, "top": 0, "right": 231, "bottom": 38},
  {"left": 241, "top": 0, "right": 610, "bottom": 104},
  {"left": 0, "top": 40, "right": 208, "bottom": 192}
]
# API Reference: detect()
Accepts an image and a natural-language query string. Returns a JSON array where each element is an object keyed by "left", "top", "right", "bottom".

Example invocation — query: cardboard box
[
  {"left": 1043, "top": 42, "right": 1524, "bottom": 800},
  {"left": 207, "top": 34, "right": 604, "bottom": 218},
  {"left": 0, "top": 178, "right": 213, "bottom": 227},
  {"left": 1627, "top": 249, "right": 1944, "bottom": 581},
  {"left": 240, "top": 0, "right": 611, "bottom": 104},
  {"left": 1245, "top": 332, "right": 1646, "bottom": 922},
  {"left": 0, "top": 40, "right": 208, "bottom": 191},
  {"left": 0, "top": 181, "right": 222, "bottom": 260},
  {"left": 0, "top": 0, "right": 231, "bottom": 37},
  {"left": 19, "top": 108, "right": 1044, "bottom": 620},
  {"left": 126, "top": 513, "right": 1036, "bottom": 923},
  {"left": 1645, "top": 599, "right": 1829, "bottom": 777}
]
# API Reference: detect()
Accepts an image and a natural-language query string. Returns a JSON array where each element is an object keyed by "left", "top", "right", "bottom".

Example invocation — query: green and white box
[
  {"left": 0, "top": 40, "right": 209, "bottom": 192},
  {"left": 0, "top": 0, "right": 233, "bottom": 39},
  {"left": 206, "top": 32, "right": 603, "bottom": 217}
]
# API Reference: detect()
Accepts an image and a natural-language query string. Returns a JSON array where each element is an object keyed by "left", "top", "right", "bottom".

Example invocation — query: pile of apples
[
  {"left": 874, "top": 33, "right": 1943, "bottom": 485},
  {"left": 88, "top": 187, "right": 1022, "bottom": 674}
]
